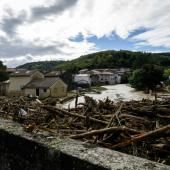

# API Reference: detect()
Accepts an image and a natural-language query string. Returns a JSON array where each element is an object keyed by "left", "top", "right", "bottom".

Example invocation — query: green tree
[
  {"left": 164, "top": 68, "right": 170, "bottom": 85},
  {"left": 0, "top": 61, "right": 9, "bottom": 82},
  {"left": 129, "top": 64, "right": 164, "bottom": 91},
  {"left": 164, "top": 68, "right": 170, "bottom": 78},
  {"left": 0, "top": 72, "right": 9, "bottom": 82}
]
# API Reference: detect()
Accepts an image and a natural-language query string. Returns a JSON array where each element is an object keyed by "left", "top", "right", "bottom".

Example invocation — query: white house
[
  {"left": 89, "top": 70, "right": 121, "bottom": 85},
  {"left": 74, "top": 68, "right": 130, "bottom": 86},
  {"left": 74, "top": 74, "right": 91, "bottom": 85},
  {"left": 90, "top": 68, "right": 130, "bottom": 85}
]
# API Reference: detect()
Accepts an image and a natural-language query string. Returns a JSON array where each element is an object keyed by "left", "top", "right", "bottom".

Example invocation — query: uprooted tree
[{"left": 129, "top": 64, "right": 164, "bottom": 92}]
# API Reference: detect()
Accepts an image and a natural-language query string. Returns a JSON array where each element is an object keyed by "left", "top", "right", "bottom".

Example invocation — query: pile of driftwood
[{"left": 0, "top": 96, "right": 170, "bottom": 165}]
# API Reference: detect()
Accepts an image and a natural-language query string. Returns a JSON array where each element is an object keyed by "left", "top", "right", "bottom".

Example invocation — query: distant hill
[
  {"left": 56, "top": 50, "right": 170, "bottom": 71},
  {"left": 17, "top": 50, "right": 170, "bottom": 72},
  {"left": 17, "top": 60, "right": 65, "bottom": 72}
]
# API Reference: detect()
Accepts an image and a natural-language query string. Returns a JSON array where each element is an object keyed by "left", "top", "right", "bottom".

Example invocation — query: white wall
[
  {"left": 98, "top": 74, "right": 121, "bottom": 85},
  {"left": 74, "top": 74, "right": 91, "bottom": 85}
]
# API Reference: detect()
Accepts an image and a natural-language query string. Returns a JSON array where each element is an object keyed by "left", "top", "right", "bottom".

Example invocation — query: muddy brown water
[{"left": 64, "top": 84, "right": 153, "bottom": 108}]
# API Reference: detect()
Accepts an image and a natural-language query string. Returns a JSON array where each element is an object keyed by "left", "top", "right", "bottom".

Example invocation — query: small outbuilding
[{"left": 23, "top": 77, "right": 67, "bottom": 99}]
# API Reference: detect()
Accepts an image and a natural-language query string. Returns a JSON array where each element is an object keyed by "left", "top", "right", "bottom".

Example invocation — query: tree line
[
  {"left": 18, "top": 50, "right": 170, "bottom": 72},
  {"left": 56, "top": 50, "right": 170, "bottom": 71}
]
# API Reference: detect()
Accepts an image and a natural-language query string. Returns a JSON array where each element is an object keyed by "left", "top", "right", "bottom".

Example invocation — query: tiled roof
[
  {"left": 23, "top": 78, "right": 60, "bottom": 89},
  {"left": 45, "top": 71, "right": 65, "bottom": 77},
  {"left": 75, "top": 74, "right": 90, "bottom": 77}
]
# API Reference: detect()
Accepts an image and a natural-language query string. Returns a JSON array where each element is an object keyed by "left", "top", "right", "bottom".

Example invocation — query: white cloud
[{"left": 0, "top": 0, "right": 170, "bottom": 67}]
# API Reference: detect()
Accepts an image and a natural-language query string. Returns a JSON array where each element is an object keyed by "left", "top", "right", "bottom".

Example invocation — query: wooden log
[
  {"left": 151, "top": 144, "right": 170, "bottom": 155},
  {"left": 60, "top": 95, "right": 76, "bottom": 104},
  {"left": 120, "top": 114, "right": 152, "bottom": 123},
  {"left": 111, "top": 125, "right": 170, "bottom": 149},
  {"left": 102, "top": 103, "right": 124, "bottom": 140},
  {"left": 70, "top": 126, "right": 141, "bottom": 139},
  {"left": 151, "top": 144, "right": 170, "bottom": 150},
  {"left": 107, "top": 103, "right": 124, "bottom": 128},
  {"left": 58, "top": 129, "right": 87, "bottom": 133},
  {"left": 42, "top": 106, "right": 108, "bottom": 125},
  {"left": 75, "top": 94, "right": 79, "bottom": 108},
  {"left": 156, "top": 114, "right": 170, "bottom": 119}
]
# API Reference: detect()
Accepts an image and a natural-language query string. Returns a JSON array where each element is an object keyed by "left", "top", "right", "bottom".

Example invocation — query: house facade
[
  {"left": 23, "top": 77, "right": 67, "bottom": 99},
  {"left": 8, "top": 70, "right": 67, "bottom": 98},
  {"left": 92, "top": 71, "right": 120, "bottom": 85},
  {"left": 76, "top": 68, "right": 130, "bottom": 85},
  {"left": 74, "top": 74, "right": 91, "bottom": 86},
  {"left": 8, "top": 70, "right": 44, "bottom": 96}
]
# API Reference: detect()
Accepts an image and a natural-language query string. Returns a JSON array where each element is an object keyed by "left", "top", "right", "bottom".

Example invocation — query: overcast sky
[{"left": 0, "top": 0, "right": 170, "bottom": 67}]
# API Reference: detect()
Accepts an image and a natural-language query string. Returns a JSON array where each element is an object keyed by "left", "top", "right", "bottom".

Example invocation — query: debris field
[{"left": 0, "top": 96, "right": 170, "bottom": 165}]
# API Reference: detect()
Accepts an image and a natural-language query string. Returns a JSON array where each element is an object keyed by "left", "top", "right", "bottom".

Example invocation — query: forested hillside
[
  {"left": 17, "top": 60, "right": 65, "bottom": 72},
  {"left": 18, "top": 50, "right": 170, "bottom": 72}
]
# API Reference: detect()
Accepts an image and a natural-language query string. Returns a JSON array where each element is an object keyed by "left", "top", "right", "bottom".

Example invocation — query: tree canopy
[
  {"left": 0, "top": 61, "right": 8, "bottom": 82},
  {"left": 129, "top": 64, "right": 164, "bottom": 91}
]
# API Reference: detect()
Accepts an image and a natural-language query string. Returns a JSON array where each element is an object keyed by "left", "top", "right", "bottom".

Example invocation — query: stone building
[
  {"left": 8, "top": 70, "right": 44, "bottom": 96},
  {"left": 8, "top": 70, "right": 67, "bottom": 98},
  {"left": 23, "top": 77, "right": 67, "bottom": 99}
]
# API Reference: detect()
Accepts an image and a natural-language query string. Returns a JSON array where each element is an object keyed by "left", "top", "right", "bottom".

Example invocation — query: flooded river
[{"left": 64, "top": 84, "right": 153, "bottom": 108}]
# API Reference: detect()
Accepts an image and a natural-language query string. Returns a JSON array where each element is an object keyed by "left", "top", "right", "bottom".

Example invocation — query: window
[{"left": 44, "top": 89, "right": 47, "bottom": 92}]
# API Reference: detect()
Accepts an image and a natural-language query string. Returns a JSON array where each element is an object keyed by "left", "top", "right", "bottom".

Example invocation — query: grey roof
[
  {"left": 45, "top": 71, "right": 65, "bottom": 77},
  {"left": 10, "top": 70, "right": 38, "bottom": 77},
  {"left": 23, "top": 77, "right": 61, "bottom": 89},
  {"left": 90, "top": 70, "right": 113, "bottom": 75}
]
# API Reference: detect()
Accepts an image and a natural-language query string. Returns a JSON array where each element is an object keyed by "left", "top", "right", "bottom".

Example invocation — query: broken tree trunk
[
  {"left": 106, "top": 103, "right": 124, "bottom": 128},
  {"left": 70, "top": 126, "right": 141, "bottom": 139},
  {"left": 111, "top": 125, "right": 170, "bottom": 149}
]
